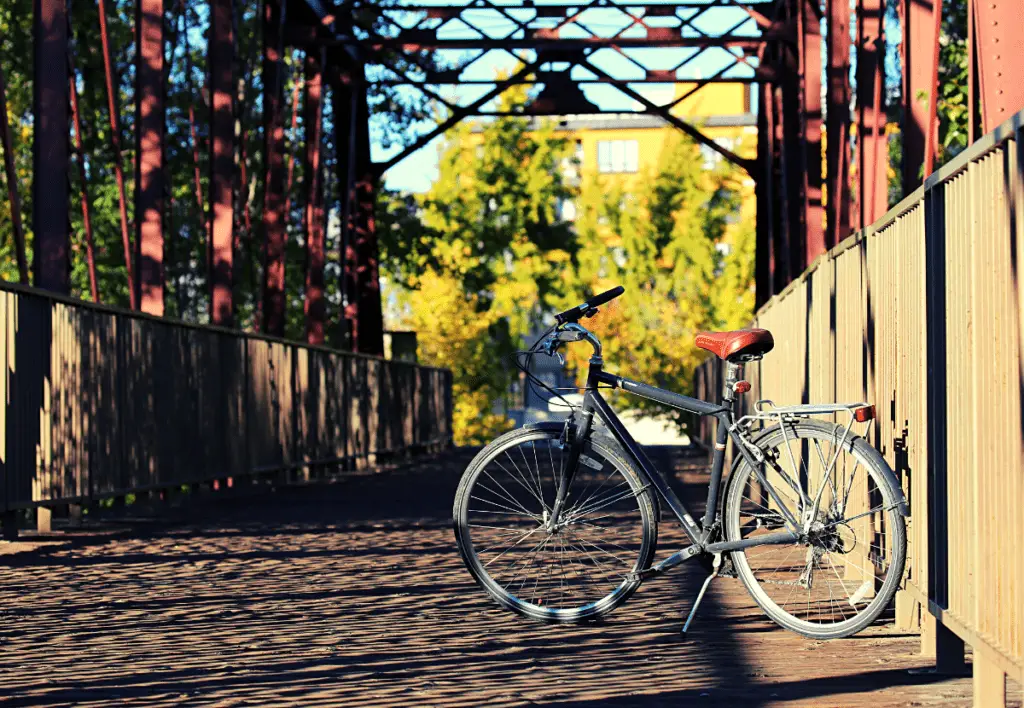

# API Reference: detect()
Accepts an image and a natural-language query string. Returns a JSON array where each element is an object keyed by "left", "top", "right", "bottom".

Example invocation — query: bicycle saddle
[{"left": 694, "top": 328, "right": 774, "bottom": 361}]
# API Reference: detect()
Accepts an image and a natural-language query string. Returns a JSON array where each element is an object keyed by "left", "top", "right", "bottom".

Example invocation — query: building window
[
  {"left": 597, "top": 140, "right": 639, "bottom": 173},
  {"left": 701, "top": 137, "right": 737, "bottom": 169}
]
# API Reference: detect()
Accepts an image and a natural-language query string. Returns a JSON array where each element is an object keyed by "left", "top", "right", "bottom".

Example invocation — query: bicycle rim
[
  {"left": 454, "top": 428, "right": 656, "bottom": 622},
  {"left": 725, "top": 420, "right": 906, "bottom": 637}
]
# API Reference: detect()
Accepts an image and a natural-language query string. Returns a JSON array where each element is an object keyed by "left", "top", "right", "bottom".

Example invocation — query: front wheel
[
  {"left": 453, "top": 426, "right": 658, "bottom": 623},
  {"left": 724, "top": 419, "right": 907, "bottom": 639}
]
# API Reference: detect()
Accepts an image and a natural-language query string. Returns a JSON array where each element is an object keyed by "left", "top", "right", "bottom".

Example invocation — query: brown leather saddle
[{"left": 694, "top": 328, "right": 774, "bottom": 362}]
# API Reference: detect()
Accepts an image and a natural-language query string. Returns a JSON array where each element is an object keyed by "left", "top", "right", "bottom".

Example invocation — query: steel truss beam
[
  {"left": 304, "top": 49, "right": 327, "bottom": 345},
  {"left": 856, "top": 0, "right": 886, "bottom": 228},
  {"left": 825, "top": 0, "right": 851, "bottom": 246},
  {"left": 973, "top": 0, "right": 1024, "bottom": 134},
  {"left": 901, "top": 0, "right": 930, "bottom": 193},
  {"left": 137, "top": 0, "right": 165, "bottom": 315},
  {"left": 32, "top": 0, "right": 70, "bottom": 293},
  {"left": 209, "top": 0, "right": 235, "bottom": 326},
  {"left": 262, "top": 0, "right": 289, "bottom": 336}
]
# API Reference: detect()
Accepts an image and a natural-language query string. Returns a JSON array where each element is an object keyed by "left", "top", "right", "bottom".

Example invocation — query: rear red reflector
[
  {"left": 854, "top": 405, "right": 875, "bottom": 422},
  {"left": 733, "top": 381, "right": 751, "bottom": 394}
]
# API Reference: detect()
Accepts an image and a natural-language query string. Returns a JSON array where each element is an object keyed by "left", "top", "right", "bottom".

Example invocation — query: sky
[{"left": 368, "top": 1, "right": 762, "bottom": 193}]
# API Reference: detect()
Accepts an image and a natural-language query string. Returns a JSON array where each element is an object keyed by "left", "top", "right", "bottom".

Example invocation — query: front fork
[{"left": 547, "top": 408, "right": 594, "bottom": 529}]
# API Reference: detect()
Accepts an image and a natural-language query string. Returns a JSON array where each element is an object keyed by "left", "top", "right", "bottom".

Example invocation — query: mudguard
[{"left": 719, "top": 421, "right": 910, "bottom": 521}]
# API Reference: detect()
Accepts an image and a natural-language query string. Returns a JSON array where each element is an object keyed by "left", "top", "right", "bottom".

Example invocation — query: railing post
[
  {"left": 1, "top": 510, "right": 17, "bottom": 540},
  {"left": 919, "top": 612, "right": 966, "bottom": 672},
  {"left": 972, "top": 646, "right": 1007, "bottom": 706},
  {"left": 36, "top": 506, "right": 52, "bottom": 533}
]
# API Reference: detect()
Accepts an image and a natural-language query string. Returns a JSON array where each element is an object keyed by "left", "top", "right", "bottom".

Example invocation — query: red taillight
[
  {"left": 854, "top": 405, "right": 875, "bottom": 422},
  {"left": 733, "top": 381, "right": 751, "bottom": 394}
]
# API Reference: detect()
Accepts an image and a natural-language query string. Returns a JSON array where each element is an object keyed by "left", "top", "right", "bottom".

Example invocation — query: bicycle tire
[
  {"left": 723, "top": 419, "right": 907, "bottom": 639},
  {"left": 454, "top": 425, "right": 658, "bottom": 623}
]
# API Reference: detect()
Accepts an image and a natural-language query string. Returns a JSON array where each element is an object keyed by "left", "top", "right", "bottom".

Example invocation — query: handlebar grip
[
  {"left": 589, "top": 285, "right": 625, "bottom": 309},
  {"left": 554, "top": 286, "right": 625, "bottom": 324}
]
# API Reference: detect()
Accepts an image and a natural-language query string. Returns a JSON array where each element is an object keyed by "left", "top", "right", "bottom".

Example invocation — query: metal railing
[
  {"left": 1, "top": 282, "right": 453, "bottom": 515},
  {"left": 695, "top": 109, "right": 1024, "bottom": 703}
]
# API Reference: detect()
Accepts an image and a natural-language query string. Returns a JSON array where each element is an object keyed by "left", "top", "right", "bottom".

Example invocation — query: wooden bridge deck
[{"left": 1, "top": 447, "right": 1020, "bottom": 707}]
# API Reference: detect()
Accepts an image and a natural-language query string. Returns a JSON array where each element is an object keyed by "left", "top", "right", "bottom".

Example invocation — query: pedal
[
  {"left": 717, "top": 554, "right": 737, "bottom": 578},
  {"left": 681, "top": 553, "right": 721, "bottom": 635}
]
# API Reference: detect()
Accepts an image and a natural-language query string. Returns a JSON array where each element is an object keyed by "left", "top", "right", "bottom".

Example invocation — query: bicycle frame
[{"left": 550, "top": 354, "right": 802, "bottom": 576}]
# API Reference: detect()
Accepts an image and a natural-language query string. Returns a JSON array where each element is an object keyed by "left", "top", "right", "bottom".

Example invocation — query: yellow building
[
  {"left": 558, "top": 82, "right": 757, "bottom": 188},
  {"left": 465, "top": 82, "right": 757, "bottom": 220}
]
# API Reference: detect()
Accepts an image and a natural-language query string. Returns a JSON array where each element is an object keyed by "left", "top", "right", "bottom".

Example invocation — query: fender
[{"left": 719, "top": 421, "right": 910, "bottom": 521}]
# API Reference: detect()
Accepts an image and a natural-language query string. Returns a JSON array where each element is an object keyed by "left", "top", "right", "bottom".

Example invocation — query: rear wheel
[
  {"left": 454, "top": 426, "right": 658, "bottom": 623},
  {"left": 724, "top": 420, "right": 907, "bottom": 639}
]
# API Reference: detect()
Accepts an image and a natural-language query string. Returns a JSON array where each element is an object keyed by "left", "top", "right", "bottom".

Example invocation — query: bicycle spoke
[{"left": 460, "top": 432, "right": 650, "bottom": 619}]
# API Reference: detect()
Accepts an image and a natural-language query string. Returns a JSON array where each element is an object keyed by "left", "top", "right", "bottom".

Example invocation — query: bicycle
[{"left": 453, "top": 286, "right": 908, "bottom": 639}]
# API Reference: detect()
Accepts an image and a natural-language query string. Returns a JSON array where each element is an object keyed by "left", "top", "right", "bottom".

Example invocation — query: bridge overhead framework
[{"left": 9, "top": 0, "right": 1024, "bottom": 346}]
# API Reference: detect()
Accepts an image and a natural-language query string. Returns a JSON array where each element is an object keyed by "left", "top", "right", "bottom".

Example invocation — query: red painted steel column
[
  {"left": 923, "top": 0, "right": 944, "bottom": 177},
  {"left": 974, "top": 0, "right": 1024, "bottom": 133},
  {"left": 304, "top": 50, "right": 326, "bottom": 345},
  {"left": 69, "top": 62, "right": 99, "bottom": 301},
  {"left": 209, "top": 0, "right": 234, "bottom": 326},
  {"left": 781, "top": 34, "right": 805, "bottom": 273},
  {"left": 826, "top": 0, "right": 851, "bottom": 246},
  {"left": 857, "top": 0, "right": 888, "bottom": 226},
  {"left": 137, "top": 0, "right": 164, "bottom": 315},
  {"left": 0, "top": 62, "right": 28, "bottom": 283},
  {"left": 334, "top": 76, "right": 356, "bottom": 348},
  {"left": 261, "top": 0, "right": 288, "bottom": 336},
  {"left": 755, "top": 81, "right": 773, "bottom": 307},
  {"left": 901, "top": 0, "right": 932, "bottom": 192},
  {"left": 32, "top": 0, "right": 69, "bottom": 293},
  {"left": 353, "top": 78, "right": 384, "bottom": 356},
  {"left": 98, "top": 0, "right": 136, "bottom": 306},
  {"left": 772, "top": 85, "right": 792, "bottom": 290},
  {"left": 801, "top": 0, "right": 824, "bottom": 264},
  {"left": 284, "top": 67, "right": 303, "bottom": 221}
]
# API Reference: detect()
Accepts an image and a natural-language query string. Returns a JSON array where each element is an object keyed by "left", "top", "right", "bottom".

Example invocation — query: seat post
[{"left": 722, "top": 361, "right": 743, "bottom": 404}]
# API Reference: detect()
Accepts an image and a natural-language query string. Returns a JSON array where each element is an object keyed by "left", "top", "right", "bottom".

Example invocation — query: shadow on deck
[{"left": 0, "top": 447, "right": 1018, "bottom": 707}]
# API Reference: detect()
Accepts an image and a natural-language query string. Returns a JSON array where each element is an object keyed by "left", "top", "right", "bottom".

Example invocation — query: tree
[
  {"left": 561, "top": 133, "right": 753, "bottom": 431},
  {"left": 378, "top": 85, "right": 578, "bottom": 444}
]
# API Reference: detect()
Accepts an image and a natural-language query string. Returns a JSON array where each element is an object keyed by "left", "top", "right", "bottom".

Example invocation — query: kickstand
[{"left": 681, "top": 552, "right": 722, "bottom": 635}]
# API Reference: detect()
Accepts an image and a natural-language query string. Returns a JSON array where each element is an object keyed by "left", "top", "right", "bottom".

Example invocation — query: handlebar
[{"left": 554, "top": 286, "right": 624, "bottom": 325}]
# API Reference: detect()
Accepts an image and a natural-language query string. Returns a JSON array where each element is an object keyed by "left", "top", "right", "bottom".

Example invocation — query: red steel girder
[
  {"left": 0, "top": 61, "right": 28, "bottom": 284},
  {"left": 825, "top": 0, "right": 851, "bottom": 246},
  {"left": 136, "top": 0, "right": 165, "bottom": 315},
  {"left": 375, "top": 60, "right": 540, "bottom": 176},
  {"left": 262, "top": 0, "right": 289, "bottom": 336},
  {"left": 755, "top": 80, "right": 773, "bottom": 307},
  {"left": 284, "top": 65, "right": 304, "bottom": 220},
  {"left": 32, "top": 0, "right": 70, "bottom": 293},
  {"left": 901, "top": 0, "right": 931, "bottom": 192},
  {"left": 209, "top": 0, "right": 235, "bottom": 326},
  {"left": 352, "top": 79, "right": 384, "bottom": 357},
  {"left": 68, "top": 56, "right": 99, "bottom": 302},
  {"left": 856, "top": 0, "right": 887, "bottom": 227},
  {"left": 369, "top": 2, "right": 777, "bottom": 10},
  {"left": 335, "top": 77, "right": 358, "bottom": 350},
  {"left": 800, "top": 0, "right": 824, "bottom": 265},
  {"left": 98, "top": 0, "right": 136, "bottom": 306},
  {"left": 371, "top": 75, "right": 766, "bottom": 86},
  {"left": 304, "top": 49, "right": 327, "bottom": 346},
  {"left": 365, "top": 36, "right": 774, "bottom": 52},
  {"left": 973, "top": 0, "right": 1024, "bottom": 133}
]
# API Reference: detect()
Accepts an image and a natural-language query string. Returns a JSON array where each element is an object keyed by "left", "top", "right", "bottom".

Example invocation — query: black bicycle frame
[{"left": 552, "top": 360, "right": 800, "bottom": 574}]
